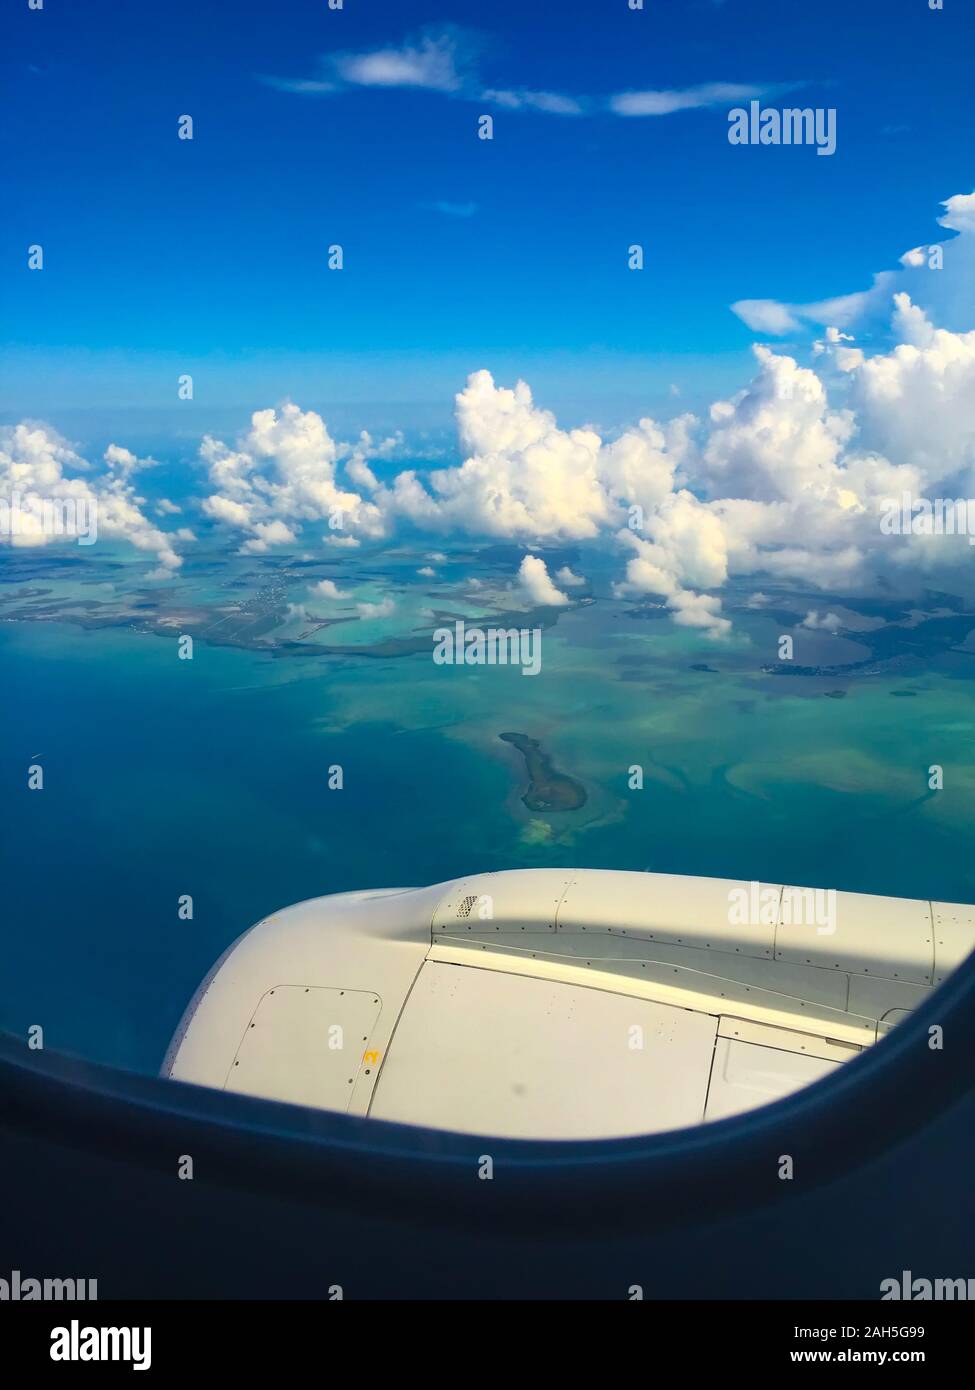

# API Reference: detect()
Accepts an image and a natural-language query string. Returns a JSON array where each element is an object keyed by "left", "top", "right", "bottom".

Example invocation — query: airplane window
[{"left": 3, "top": 0, "right": 974, "bottom": 1335}]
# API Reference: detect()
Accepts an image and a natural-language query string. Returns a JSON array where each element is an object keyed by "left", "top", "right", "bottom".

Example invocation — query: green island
[{"left": 499, "top": 732, "right": 588, "bottom": 812}]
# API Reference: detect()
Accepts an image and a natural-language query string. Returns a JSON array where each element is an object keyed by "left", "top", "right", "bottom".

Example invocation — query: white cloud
[
  {"left": 731, "top": 300, "right": 801, "bottom": 334},
  {"left": 516, "top": 554, "right": 570, "bottom": 607},
  {"left": 851, "top": 294, "right": 975, "bottom": 488},
  {"left": 732, "top": 275, "right": 895, "bottom": 336},
  {"left": 267, "top": 29, "right": 470, "bottom": 98},
  {"left": 267, "top": 29, "right": 790, "bottom": 127},
  {"left": 803, "top": 610, "right": 843, "bottom": 631},
  {"left": 700, "top": 289, "right": 975, "bottom": 595},
  {"left": 555, "top": 565, "right": 586, "bottom": 587},
  {"left": 891, "top": 292, "right": 937, "bottom": 348},
  {"left": 337, "top": 33, "right": 463, "bottom": 91},
  {"left": 386, "top": 376, "right": 693, "bottom": 560},
  {"left": 263, "top": 76, "right": 339, "bottom": 96},
  {"left": 205, "top": 495, "right": 251, "bottom": 527},
  {"left": 240, "top": 520, "right": 297, "bottom": 555},
  {"left": 21, "top": 187, "right": 971, "bottom": 640},
  {"left": 342, "top": 431, "right": 404, "bottom": 495},
  {"left": 702, "top": 346, "right": 857, "bottom": 504},
  {"left": 598, "top": 415, "right": 692, "bottom": 521},
  {"left": 939, "top": 192, "right": 975, "bottom": 235},
  {"left": 200, "top": 402, "right": 385, "bottom": 553},
  {"left": 609, "top": 82, "right": 777, "bottom": 117},
  {"left": 180, "top": 191, "right": 975, "bottom": 631},
  {"left": 104, "top": 443, "right": 157, "bottom": 478},
  {"left": 615, "top": 489, "right": 732, "bottom": 639},
  {"left": 417, "top": 565, "right": 436, "bottom": 577},
  {"left": 382, "top": 370, "right": 615, "bottom": 540},
  {"left": 667, "top": 588, "right": 731, "bottom": 636},
  {"left": 180, "top": 193, "right": 975, "bottom": 633},
  {"left": 482, "top": 88, "right": 583, "bottom": 116},
  {"left": 0, "top": 422, "right": 181, "bottom": 572},
  {"left": 812, "top": 326, "right": 856, "bottom": 355},
  {"left": 311, "top": 579, "right": 350, "bottom": 600},
  {"left": 345, "top": 458, "right": 379, "bottom": 492},
  {"left": 356, "top": 596, "right": 396, "bottom": 619},
  {"left": 733, "top": 191, "right": 975, "bottom": 340}
]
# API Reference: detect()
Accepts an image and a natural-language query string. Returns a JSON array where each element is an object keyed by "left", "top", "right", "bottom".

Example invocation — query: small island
[{"left": 499, "top": 732, "right": 587, "bottom": 812}]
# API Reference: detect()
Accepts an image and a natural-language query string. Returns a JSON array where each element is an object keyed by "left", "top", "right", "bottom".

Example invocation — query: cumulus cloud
[
  {"left": 850, "top": 295, "right": 975, "bottom": 487},
  {"left": 20, "top": 189, "right": 975, "bottom": 639},
  {"left": 812, "top": 326, "right": 859, "bottom": 362},
  {"left": 382, "top": 370, "right": 615, "bottom": 539},
  {"left": 696, "top": 341, "right": 923, "bottom": 592},
  {"left": 615, "top": 490, "right": 732, "bottom": 638},
  {"left": 803, "top": 610, "right": 843, "bottom": 631},
  {"left": 184, "top": 193, "right": 975, "bottom": 632},
  {"left": 555, "top": 566, "right": 586, "bottom": 587},
  {"left": 707, "top": 285, "right": 975, "bottom": 594},
  {"left": 311, "top": 579, "right": 350, "bottom": 600},
  {"left": 185, "top": 193, "right": 975, "bottom": 632},
  {"left": 939, "top": 191, "right": 975, "bottom": 236},
  {"left": 598, "top": 414, "right": 693, "bottom": 521},
  {"left": 516, "top": 555, "right": 570, "bottom": 607},
  {"left": 356, "top": 596, "right": 396, "bottom": 619},
  {"left": 0, "top": 422, "right": 181, "bottom": 572},
  {"left": 104, "top": 443, "right": 158, "bottom": 478},
  {"left": 200, "top": 402, "right": 386, "bottom": 553},
  {"left": 702, "top": 347, "right": 857, "bottom": 504},
  {"left": 238, "top": 519, "right": 297, "bottom": 555},
  {"left": 380, "top": 373, "right": 698, "bottom": 559}
]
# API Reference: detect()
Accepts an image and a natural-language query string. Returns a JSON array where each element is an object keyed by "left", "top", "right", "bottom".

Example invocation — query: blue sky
[{"left": 2, "top": 0, "right": 973, "bottom": 445}]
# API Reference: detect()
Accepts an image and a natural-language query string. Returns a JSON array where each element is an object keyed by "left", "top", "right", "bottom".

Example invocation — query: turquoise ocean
[{"left": 2, "top": 564, "right": 974, "bottom": 1076}]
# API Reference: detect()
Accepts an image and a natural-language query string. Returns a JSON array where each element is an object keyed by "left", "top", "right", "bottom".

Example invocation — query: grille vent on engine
[{"left": 456, "top": 895, "right": 479, "bottom": 919}]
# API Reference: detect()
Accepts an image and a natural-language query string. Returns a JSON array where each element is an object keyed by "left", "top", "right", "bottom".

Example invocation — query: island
[{"left": 499, "top": 732, "right": 587, "bottom": 812}]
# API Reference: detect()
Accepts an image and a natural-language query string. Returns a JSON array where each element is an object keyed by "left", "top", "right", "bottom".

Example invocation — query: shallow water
[{"left": 2, "top": 562, "right": 974, "bottom": 1076}]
